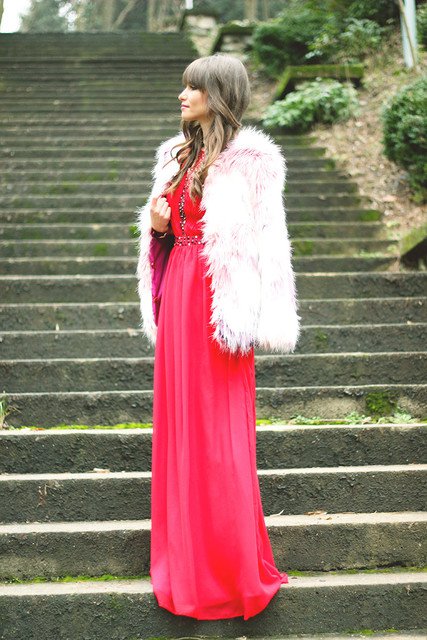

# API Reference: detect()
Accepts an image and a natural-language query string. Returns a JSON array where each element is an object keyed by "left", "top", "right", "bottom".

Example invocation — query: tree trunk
[
  {"left": 113, "top": 0, "right": 139, "bottom": 29},
  {"left": 0, "top": 0, "right": 4, "bottom": 30},
  {"left": 245, "top": 0, "right": 257, "bottom": 22},
  {"left": 261, "top": 0, "right": 269, "bottom": 21},
  {"left": 147, "top": 0, "right": 156, "bottom": 31},
  {"left": 102, "top": 0, "right": 116, "bottom": 30}
]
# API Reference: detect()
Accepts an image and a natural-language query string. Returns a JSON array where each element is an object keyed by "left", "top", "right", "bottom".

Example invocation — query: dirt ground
[{"left": 245, "top": 28, "right": 427, "bottom": 241}]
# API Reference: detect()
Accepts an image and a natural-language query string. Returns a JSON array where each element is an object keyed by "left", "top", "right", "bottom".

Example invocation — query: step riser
[
  {"left": 1, "top": 469, "right": 425, "bottom": 523},
  {"left": 4, "top": 385, "right": 427, "bottom": 425},
  {"left": 2, "top": 353, "right": 425, "bottom": 392},
  {"left": 1, "top": 519, "right": 425, "bottom": 580},
  {"left": 0, "top": 240, "right": 396, "bottom": 258},
  {"left": 1, "top": 427, "right": 425, "bottom": 474},
  {"left": 0, "top": 256, "right": 398, "bottom": 274},
  {"left": 0, "top": 194, "right": 367, "bottom": 210},
  {"left": 0, "top": 182, "right": 359, "bottom": 196},
  {"left": 1, "top": 299, "right": 423, "bottom": 330},
  {"left": 0, "top": 208, "right": 381, "bottom": 223},
  {"left": 2, "top": 325, "right": 425, "bottom": 358},
  {"left": 0, "top": 131, "right": 311, "bottom": 144},
  {"left": 0, "top": 146, "right": 327, "bottom": 160},
  {"left": 0, "top": 579, "right": 425, "bottom": 639},
  {"left": 0, "top": 222, "right": 386, "bottom": 240},
  {"left": 1, "top": 274, "right": 425, "bottom": 303}
]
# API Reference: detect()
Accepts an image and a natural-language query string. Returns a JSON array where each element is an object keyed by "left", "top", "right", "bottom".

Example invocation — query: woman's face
[{"left": 178, "top": 83, "right": 212, "bottom": 125}]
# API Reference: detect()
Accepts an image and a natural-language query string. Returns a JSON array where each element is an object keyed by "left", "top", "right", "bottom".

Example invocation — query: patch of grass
[
  {"left": 93, "top": 242, "right": 108, "bottom": 256},
  {"left": 129, "top": 223, "right": 139, "bottom": 238},
  {"left": 47, "top": 182, "right": 79, "bottom": 195},
  {"left": 359, "top": 210, "right": 382, "bottom": 222},
  {"left": 293, "top": 239, "right": 314, "bottom": 256},
  {"left": 5, "top": 566, "right": 425, "bottom": 585},
  {"left": 7, "top": 422, "right": 153, "bottom": 431},
  {"left": 4, "top": 573, "right": 150, "bottom": 585}
]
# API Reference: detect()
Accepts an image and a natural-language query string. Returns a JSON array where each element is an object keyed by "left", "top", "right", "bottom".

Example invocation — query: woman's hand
[{"left": 150, "top": 195, "right": 171, "bottom": 234}]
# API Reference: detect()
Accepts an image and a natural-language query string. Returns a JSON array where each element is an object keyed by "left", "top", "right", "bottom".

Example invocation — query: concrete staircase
[{"left": 0, "top": 33, "right": 426, "bottom": 639}]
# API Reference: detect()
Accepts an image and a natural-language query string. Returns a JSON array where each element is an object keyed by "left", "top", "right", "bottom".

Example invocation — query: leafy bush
[
  {"left": 381, "top": 77, "right": 427, "bottom": 202},
  {"left": 307, "top": 17, "right": 384, "bottom": 63},
  {"left": 417, "top": 3, "right": 427, "bottom": 49},
  {"left": 251, "top": 5, "right": 328, "bottom": 77},
  {"left": 331, "top": 0, "right": 399, "bottom": 25},
  {"left": 262, "top": 78, "right": 360, "bottom": 132}
]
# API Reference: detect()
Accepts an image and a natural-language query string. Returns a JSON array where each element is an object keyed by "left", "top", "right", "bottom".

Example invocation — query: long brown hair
[{"left": 161, "top": 53, "right": 251, "bottom": 202}]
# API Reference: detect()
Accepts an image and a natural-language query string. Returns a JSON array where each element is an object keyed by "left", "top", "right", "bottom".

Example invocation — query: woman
[{"left": 135, "top": 53, "right": 300, "bottom": 621}]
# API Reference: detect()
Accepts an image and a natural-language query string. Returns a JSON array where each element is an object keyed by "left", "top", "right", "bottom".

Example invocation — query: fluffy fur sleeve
[
  {"left": 134, "top": 136, "right": 177, "bottom": 344},
  {"left": 245, "top": 142, "right": 301, "bottom": 353}
]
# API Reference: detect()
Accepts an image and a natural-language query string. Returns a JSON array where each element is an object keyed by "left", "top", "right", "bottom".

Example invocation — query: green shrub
[
  {"left": 307, "top": 16, "right": 384, "bottom": 63},
  {"left": 262, "top": 78, "right": 360, "bottom": 132},
  {"left": 381, "top": 77, "right": 427, "bottom": 203},
  {"left": 251, "top": 6, "right": 328, "bottom": 77},
  {"left": 333, "top": 0, "right": 399, "bottom": 25},
  {"left": 417, "top": 3, "right": 427, "bottom": 49}
]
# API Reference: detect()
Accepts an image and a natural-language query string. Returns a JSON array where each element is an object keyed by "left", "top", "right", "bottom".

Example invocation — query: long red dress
[{"left": 150, "top": 147, "right": 288, "bottom": 621}]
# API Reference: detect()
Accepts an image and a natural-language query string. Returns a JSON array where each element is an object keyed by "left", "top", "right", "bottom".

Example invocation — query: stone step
[
  {"left": 0, "top": 255, "right": 397, "bottom": 274},
  {"left": 0, "top": 193, "right": 368, "bottom": 210},
  {"left": 0, "top": 512, "right": 425, "bottom": 581},
  {"left": 0, "top": 128, "right": 311, "bottom": 143},
  {"left": 0, "top": 104, "right": 187, "bottom": 114},
  {"left": 2, "top": 352, "right": 425, "bottom": 393},
  {"left": 3, "top": 384, "right": 426, "bottom": 425},
  {"left": 0, "top": 130, "right": 311, "bottom": 146},
  {"left": 2, "top": 272, "right": 425, "bottom": 303},
  {"left": 0, "top": 30, "right": 196, "bottom": 53},
  {"left": 1, "top": 298, "right": 423, "bottom": 331},
  {"left": 1, "top": 324, "right": 425, "bottom": 360},
  {"left": 0, "top": 222, "right": 387, "bottom": 240},
  {"left": 0, "top": 168, "right": 351, "bottom": 184},
  {"left": 0, "top": 142, "right": 327, "bottom": 159},
  {"left": 0, "top": 115, "right": 181, "bottom": 127},
  {"left": 1, "top": 179, "right": 359, "bottom": 196},
  {"left": 2, "top": 425, "right": 425, "bottom": 473},
  {"left": 1, "top": 465, "right": 425, "bottom": 522},
  {"left": 0, "top": 238, "right": 397, "bottom": 258},
  {"left": 0, "top": 64, "right": 192, "bottom": 74},
  {"left": 0, "top": 207, "right": 383, "bottom": 223},
  {"left": 0, "top": 569, "right": 425, "bottom": 639},
  {"left": 0, "top": 150, "right": 334, "bottom": 169}
]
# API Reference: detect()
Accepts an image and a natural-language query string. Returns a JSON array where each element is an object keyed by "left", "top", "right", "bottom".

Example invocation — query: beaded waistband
[{"left": 174, "top": 234, "right": 204, "bottom": 246}]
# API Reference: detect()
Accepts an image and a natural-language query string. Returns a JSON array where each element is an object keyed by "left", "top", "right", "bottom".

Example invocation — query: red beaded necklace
[{"left": 178, "top": 147, "right": 205, "bottom": 235}]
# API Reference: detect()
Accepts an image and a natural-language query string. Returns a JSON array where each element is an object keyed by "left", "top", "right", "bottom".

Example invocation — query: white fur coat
[{"left": 135, "top": 124, "right": 300, "bottom": 354}]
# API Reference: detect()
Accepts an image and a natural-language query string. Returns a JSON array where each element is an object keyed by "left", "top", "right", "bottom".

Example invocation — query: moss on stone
[
  {"left": 314, "top": 329, "right": 329, "bottom": 349},
  {"left": 293, "top": 239, "right": 314, "bottom": 256},
  {"left": 8, "top": 422, "right": 153, "bottom": 430},
  {"left": 47, "top": 182, "right": 79, "bottom": 195},
  {"left": 93, "top": 242, "right": 108, "bottom": 256},
  {"left": 359, "top": 210, "right": 382, "bottom": 222},
  {"left": 365, "top": 391, "right": 399, "bottom": 417}
]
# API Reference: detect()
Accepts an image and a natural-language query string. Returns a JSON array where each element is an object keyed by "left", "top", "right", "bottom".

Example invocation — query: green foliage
[
  {"left": 381, "top": 77, "right": 427, "bottom": 203},
  {"left": 345, "top": 0, "right": 399, "bottom": 25},
  {"left": 307, "top": 17, "right": 384, "bottom": 63},
  {"left": 262, "top": 78, "right": 359, "bottom": 132},
  {"left": 252, "top": 6, "right": 328, "bottom": 77},
  {"left": 20, "top": 0, "right": 69, "bottom": 32},
  {"left": 417, "top": 3, "right": 427, "bottom": 49}
]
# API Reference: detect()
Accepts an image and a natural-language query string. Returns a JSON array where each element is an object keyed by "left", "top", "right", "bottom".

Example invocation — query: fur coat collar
[{"left": 135, "top": 124, "right": 300, "bottom": 354}]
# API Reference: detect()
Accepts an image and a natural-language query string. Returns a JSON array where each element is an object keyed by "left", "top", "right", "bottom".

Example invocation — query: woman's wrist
[{"left": 151, "top": 227, "right": 169, "bottom": 239}]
